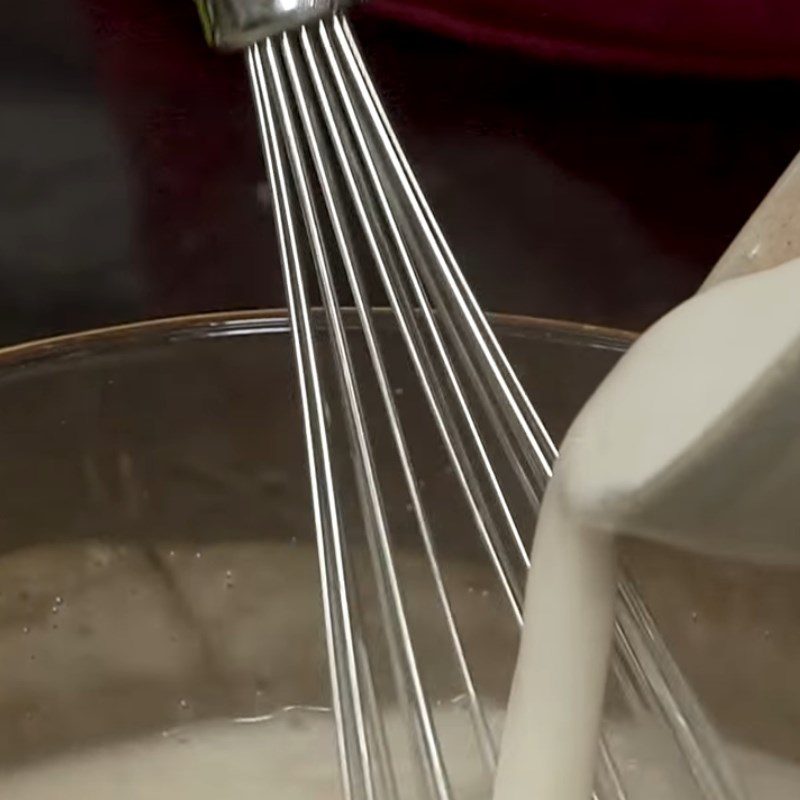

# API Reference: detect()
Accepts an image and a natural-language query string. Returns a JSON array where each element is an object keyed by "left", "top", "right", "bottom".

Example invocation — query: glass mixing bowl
[{"left": 0, "top": 311, "right": 795, "bottom": 799}]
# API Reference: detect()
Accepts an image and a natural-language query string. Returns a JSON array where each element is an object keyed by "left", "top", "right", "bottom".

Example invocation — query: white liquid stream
[
  {"left": 492, "top": 490, "right": 616, "bottom": 800},
  {"left": 496, "top": 260, "right": 800, "bottom": 799}
]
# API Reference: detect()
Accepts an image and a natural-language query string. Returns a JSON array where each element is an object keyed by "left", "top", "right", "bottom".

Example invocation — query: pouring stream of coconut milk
[{"left": 493, "top": 158, "right": 800, "bottom": 800}]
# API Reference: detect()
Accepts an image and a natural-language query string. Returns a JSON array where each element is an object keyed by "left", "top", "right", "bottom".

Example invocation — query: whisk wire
[
  {"left": 268, "top": 32, "right": 453, "bottom": 800},
  {"left": 315, "top": 20, "right": 530, "bottom": 605},
  {"left": 337, "top": 17, "right": 558, "bottom": 484},
  {"left": 249, "top": 17, "right": 539, "bottom": 796},
  {"left": 247, "top": 42, "right": 376, "bottom": 800},
  {"left": 294, "top": 24, "right": 499, "bottom": 769}
]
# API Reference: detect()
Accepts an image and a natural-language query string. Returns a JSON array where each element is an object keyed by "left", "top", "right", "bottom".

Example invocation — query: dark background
[{"left": 2, "top": 0, "right": 799, "bottom": 345}]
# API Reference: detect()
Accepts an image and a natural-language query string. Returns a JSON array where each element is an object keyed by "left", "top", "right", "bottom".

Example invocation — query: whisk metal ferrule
[{"left": 197, "top": 0, "right": 358, "bottom": 48}]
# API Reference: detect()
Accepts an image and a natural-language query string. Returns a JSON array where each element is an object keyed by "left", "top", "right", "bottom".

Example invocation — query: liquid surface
[
  {"left": 0, "top": 708, "right": 340, "bottom": 800},
  {"left": 0, "top": 703, "right": 501, "bottom": 800},
  {"left": 5, "top": 700, "right": 798, "bottom": 799}
]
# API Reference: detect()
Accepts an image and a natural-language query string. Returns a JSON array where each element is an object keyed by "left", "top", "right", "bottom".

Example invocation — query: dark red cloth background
[
  {"left": 369, "top": 0, "right": 800, "bottom": 77},
  {"left": 84, "top": 0, "right": 800, "bottom": 82},
  {"left": 74, "top": 0, "right": 800, "bottom": 319},
  {"left": 80, "top": 0, "right": 278, "bottom": 314}
]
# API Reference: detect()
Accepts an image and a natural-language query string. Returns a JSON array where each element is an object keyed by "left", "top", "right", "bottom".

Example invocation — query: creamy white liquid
[
  {"left": 0, "top": 702, "right": 500, "bottom": 800},
  {"left": 0, "top": 708, "right": 340, "bottom": 800},
  {"left": 492, "top": 488, "right": 617, "bottom": 800},
  {"left": 2, "top": 663, "right": 798, "bottom": 799}
]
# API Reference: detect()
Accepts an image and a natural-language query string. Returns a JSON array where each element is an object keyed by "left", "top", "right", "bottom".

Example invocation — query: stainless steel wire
[{"left": 245, "top": 16, "right": 746, "bottom": 800}]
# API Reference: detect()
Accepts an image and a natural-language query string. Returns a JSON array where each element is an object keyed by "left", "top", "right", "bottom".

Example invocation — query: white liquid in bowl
[
  {"left": 0, "top": 709, "right": 339, "bottom": 800},
  {"left": 3, "top": 704, "right": 797, "bottom": 799},
  {"left": 0, "top": 703, "right": 501, "bottom": 800}
]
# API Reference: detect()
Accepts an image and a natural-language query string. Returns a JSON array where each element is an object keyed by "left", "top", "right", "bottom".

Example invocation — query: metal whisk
[
  {"left": 197, "top": 4, "right": 746, "bottom": 799},
  {"left": 247, "top": 15, "right": 555, "bottom": 796}
]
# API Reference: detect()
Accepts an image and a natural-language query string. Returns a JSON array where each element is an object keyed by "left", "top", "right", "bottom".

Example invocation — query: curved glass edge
[{"left": 0, "top": 309, "right": 635, "bottom": 372}]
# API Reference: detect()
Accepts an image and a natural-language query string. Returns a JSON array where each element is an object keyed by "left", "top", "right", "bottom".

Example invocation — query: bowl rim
[{"left": 0, "top": 308, "right": 636, "bottom": 367}]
